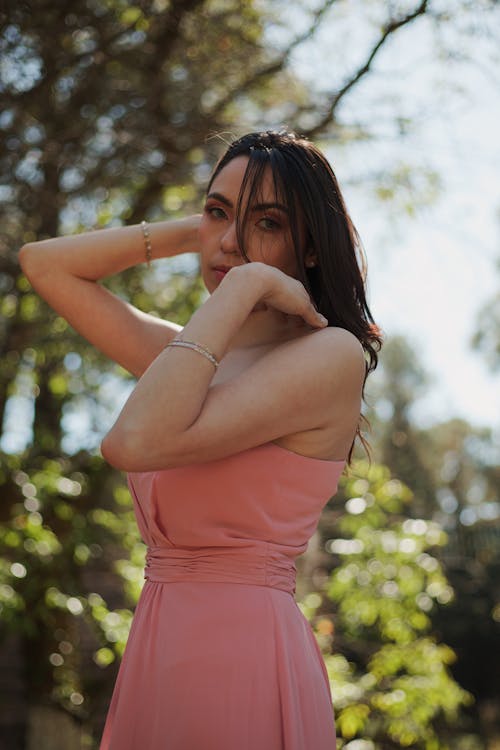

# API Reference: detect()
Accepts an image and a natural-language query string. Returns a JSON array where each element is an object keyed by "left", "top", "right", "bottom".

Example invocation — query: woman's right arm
[{"left": 19, "top": 217, "right": 201, "bottom": 377}]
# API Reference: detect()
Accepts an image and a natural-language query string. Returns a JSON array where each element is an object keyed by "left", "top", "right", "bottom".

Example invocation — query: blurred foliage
[
  {"left": 302, "top": 461, "right": 473, "bottom": 749},
  {"left": 471, "top": 254, "right": 500, "bottom": 373},
  {"left": 354, "top": 336, "right": 500, "bottom": 746},
  {"left": 0, "top": 447, "right": 143, "bottom": 718}
]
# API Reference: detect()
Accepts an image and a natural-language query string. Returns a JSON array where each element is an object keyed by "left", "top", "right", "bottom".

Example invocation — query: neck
[{"left": 228, "top": 306, "right": 311, "bottom": 351}]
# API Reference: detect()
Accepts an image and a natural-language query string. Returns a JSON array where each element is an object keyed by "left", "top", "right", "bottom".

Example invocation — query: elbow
[
  {"left": 18, "top": 243, "right": 36, "bottom": 277},
  {"left": 101, "top": 426, "right": 171, "bottom": 472},
  {"left": 101, "top": 428, "right": 135, "bottom": 471},
  {"left": 19, "top": 242, "right": 46, "bottom": 282}
]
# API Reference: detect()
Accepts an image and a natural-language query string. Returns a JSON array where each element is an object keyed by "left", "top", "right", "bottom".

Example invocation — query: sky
[
  {"left": 337, "top": 98, "right": 499, "bottom": 432},
  {"left": 287, "top": 3, "right": 500, "bottom": 433}
]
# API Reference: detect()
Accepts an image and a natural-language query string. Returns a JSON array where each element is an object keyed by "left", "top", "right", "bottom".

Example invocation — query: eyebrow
[
  {"left": 252, "top": 201, "right": 289, "bottom": 214},
  {"left": 206, "top": 191, "right": 232, "bottom": 207},
  {"left": 206, "top": 192, "right": 288, "bottom": 214}
]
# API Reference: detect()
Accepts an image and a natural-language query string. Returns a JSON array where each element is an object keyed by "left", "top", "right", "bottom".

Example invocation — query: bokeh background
[{"left": 1, "top": 1, "right": 499, "bottom": 748}]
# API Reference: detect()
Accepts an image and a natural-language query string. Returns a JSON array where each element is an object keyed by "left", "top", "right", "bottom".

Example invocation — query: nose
[{"left": 220, "top": 220, "right": 240, "bottom": 256}]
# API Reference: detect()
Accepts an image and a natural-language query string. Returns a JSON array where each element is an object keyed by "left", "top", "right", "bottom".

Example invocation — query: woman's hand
[{"left": 232, "top": 262, "right": 328, "bottom": 329}]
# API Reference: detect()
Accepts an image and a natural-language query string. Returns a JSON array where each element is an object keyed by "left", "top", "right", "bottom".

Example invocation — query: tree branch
[
  {"left": 208, "top": 0, "right": 338, "bottom": 118},
  {"left": 303, "top": 0, "right": 430, "bottom": 137}
]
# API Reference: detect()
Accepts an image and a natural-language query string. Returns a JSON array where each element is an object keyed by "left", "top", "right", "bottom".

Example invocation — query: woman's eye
[
  {"left": 257, "top": 216, "right": 280, "bottom": 231},
  {"left": 205, "top": 206, "right": 227, "bottom": 220}
]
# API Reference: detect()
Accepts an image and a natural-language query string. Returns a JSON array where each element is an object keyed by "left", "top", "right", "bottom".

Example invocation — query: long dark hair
[{"left": 208, "top": 130, "right": 384, "bottom": 464}]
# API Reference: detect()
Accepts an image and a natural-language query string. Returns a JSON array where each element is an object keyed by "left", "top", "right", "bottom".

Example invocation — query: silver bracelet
[
  {"left": 165, "top": 339, "right": 219, "bottom": 369},
  {"left": 140, "top": 220, "right": 153, "bottom": 267}
]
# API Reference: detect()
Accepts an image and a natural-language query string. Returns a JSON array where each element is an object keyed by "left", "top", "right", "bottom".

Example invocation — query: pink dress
[{"left": 100, "top": 441, "right": 345, "bottom": 750}]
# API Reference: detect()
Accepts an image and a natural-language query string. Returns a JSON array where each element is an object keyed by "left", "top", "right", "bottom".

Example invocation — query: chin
[{"left": 200, "top": 270, "right": 214, "bottom": 294}]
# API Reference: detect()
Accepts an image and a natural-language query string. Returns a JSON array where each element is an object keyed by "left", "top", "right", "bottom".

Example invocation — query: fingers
[
  {"left": 297, "top": 297, "right": 327, "bottom": 328},
  {"left": 303, "top": 291, "right": 328, "bottom": 328},
  {"left": 260, "top": 270, "right": 328, "bottom": 328},
  {"left": 308, "top": 307, "right": 329, "bottom": 328}
]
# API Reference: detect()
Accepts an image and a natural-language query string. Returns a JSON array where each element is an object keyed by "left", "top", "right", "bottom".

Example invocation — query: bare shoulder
[
  {"left": 270, "top": 326, "right": 366, "bottom": 461},
  {"left": 287, "top": 325, "right": 366, "bottom": 383},
  {"left": 312, "top": 325, "right": 365, "bottom": 356}
]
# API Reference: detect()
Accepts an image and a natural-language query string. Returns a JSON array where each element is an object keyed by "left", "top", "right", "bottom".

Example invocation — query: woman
[{"left": 20, "top": 130, "right": 382, "bottom": 749}]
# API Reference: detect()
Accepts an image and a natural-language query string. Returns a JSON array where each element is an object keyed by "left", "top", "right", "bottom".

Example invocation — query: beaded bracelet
[
  {"left": 140, "top": 220, "right": 153, "bottom": 267},
  {"left": 165, "top": 339, "right": 219, "bottom": 370}
]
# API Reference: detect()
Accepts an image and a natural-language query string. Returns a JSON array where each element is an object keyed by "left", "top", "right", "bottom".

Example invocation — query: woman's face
[{"left": 199, "top": 155, "right": 305, "bottom": 293}]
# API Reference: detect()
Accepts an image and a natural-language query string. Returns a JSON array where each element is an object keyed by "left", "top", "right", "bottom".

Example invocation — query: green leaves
[
  {"left": 304, "top": 459, "right": 472, "bottom": 749},
  {"left": 0, "top": 449, "right": 144, "bottom": 716},
  {"left": 337, "top": 703, "right": 371, "bottom": 739}
]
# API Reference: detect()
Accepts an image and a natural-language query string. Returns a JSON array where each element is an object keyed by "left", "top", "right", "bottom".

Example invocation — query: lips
[{"left": 213, "top": 265, "right": 233, "bottom": 281}]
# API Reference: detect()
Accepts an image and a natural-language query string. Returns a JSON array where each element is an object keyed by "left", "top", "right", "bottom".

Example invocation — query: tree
[
  {"left": 355, "top": 336, "right": 500, "bottom": 746},
  {"left": 471, "top": 242, "right": 500, "bottom": 372},
  {"left": 303, "top": 459, "right": 472, "bottom": 749},
  {"left": 366, "top": 335, "right": 438, "bottom": 519}
]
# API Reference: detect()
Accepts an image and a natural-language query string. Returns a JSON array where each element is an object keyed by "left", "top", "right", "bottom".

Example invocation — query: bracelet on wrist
[
  {"left": 140, "top": 220, "right": 153, "bottom": 267},
  {"left": 165, "top": 339, "right": 219, "bottom": 370}
]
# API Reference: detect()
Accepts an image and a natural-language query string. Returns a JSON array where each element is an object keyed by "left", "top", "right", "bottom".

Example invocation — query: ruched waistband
[{"left": 145, "top": 545, "right": 296, "bottom": 595}]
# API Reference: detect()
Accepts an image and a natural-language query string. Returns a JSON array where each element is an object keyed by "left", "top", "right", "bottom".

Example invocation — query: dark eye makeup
[
  {"left": 257, "top": 216, "right": 281, "bottom": 231},
  {"left": 203, "top": 202, "right": 285, "bottom": 232},
  {"left": 204, "top": 204, "right": 227, "bottom": 219}
]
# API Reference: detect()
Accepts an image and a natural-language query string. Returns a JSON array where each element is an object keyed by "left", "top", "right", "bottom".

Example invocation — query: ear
[{"left": 304, "top": 249, "right": 318, "bottom": 268}]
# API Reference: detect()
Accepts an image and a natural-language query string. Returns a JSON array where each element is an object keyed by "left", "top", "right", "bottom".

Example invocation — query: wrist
[
  {"left": 148, "top": 215, "right": 201, "bottom": 261},
  {"left": 219, "top": 263, "right": 269, "bottom": 306},
  {"left": 227, "top": 262, "right": 274, "bottom": 294}
]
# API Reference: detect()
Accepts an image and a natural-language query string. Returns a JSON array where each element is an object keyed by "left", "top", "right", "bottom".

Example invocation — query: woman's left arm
[{"left": 101, "top": 263, "right": 329, "bottom": 470}]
